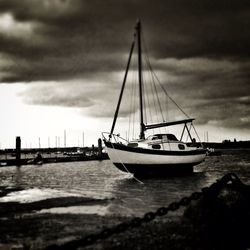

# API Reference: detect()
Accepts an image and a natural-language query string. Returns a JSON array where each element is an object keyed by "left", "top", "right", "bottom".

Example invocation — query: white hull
[
  {"left": 106, "top": 146, "right": 206, "bottom": 165},
  {"left": 104, "top": 141, "right": 206, "bottom": 176}
]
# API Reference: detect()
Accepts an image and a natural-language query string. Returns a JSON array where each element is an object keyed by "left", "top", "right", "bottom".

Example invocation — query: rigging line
[
  {"left": 149, "top": 72, "right": 160, "bottom": 125},
  {"left": 142, "top": 32, "right": 165, "bottom": 123},
  {"left": 141, "top": 32, "right": 160, "bottom": 126},
  {"left": 161, "top": 78, "right": 168, "bottom": 134},
  {"left": 149, "top": 66, "right": 162, "bottom": 129},
  {"left": 142, "top": 69, "right": 147, "bottom": 125},
  {"left": 185, "top": 123, "right": 192, "bottom": 142},
  {"left": 109, "top": 138, "right": 144, "bottom": 184},
  {"left": 145, "top": 54, "right": 165, "bottom": 122},
  {"left": 146, "top": 58, "right": 158, "bottom": 121},
  {"left": 143, "top": 57, "right": 161, "bottom": 126},
  {"left": 144, "top": 67, "right": 154, "bottom": 125},
  {"left": 148, "top": 70, "right": 155, "bottom": 135},
  {"left": 128, "top": 68, "right": 135, "bottom": 141},
  {"left": 151, "top": 70, "right": 165, "bottom": 122},
  {"left": 142, "top": 69, "right": 155, "bottom": 135},
  {"left": 165, "top": 90, "right": 169, "bottom": 133},
  {"left": 142, "top": 56, "right": 152, "bottom": 126},
  {"left": 153, "top": 86, "right": 163, "bottom": 135},
  {"left": 192, "top": 123, "right": 204, "bottom": 148},
  {"left": 184, "top": 124, "right": 189, "bottom": 142},
  {"left": 132, "top": 69, "right": 137, "bottom": 140},
  {"left": 144, "top": 52, "right": 165, "bottom": 126},
  {"left": 129, "top": 52, "right": 136, "bottom": 140},
  {"left": 141, "top": 59, "right": 147, "bottom": 125},
  {"left": 147, "top": 61, "right": 190, "bottom": 119},
  {"left": 129, "top": 55, "right": 137, "bottom": 141}
]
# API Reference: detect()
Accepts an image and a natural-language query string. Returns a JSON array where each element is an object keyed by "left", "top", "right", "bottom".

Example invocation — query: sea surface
[{"left": 0, "top": 149, "right": 250, "bottom": 217}]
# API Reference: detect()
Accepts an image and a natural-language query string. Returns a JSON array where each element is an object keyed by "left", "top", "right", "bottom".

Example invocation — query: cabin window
[
  {"left": 178, "top": 144, "right": 185, "bottom": 150},
  {"left": 162, "top": 135, "right": 168, "bottom": 140},
  {"left": 152, "top": 144, "right": 161, "bottom": 149},
  {"left": 127, "top": 143, "right": 138, "bottom": 147},
  {"left": 167, "top": 134, "right": 178, "bottom": 141}
]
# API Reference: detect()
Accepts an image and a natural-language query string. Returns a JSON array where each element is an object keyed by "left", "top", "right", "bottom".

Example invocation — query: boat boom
[{"left": 145, "top": 118, "right": 195, "bottom": 130}]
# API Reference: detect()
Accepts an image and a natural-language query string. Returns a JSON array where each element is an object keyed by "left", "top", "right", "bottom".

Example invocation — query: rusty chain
[{"left": 45, "top": 173, "right": 245, "bottom": 250}]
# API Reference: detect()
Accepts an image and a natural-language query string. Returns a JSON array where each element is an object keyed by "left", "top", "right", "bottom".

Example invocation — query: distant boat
[
  {"left": 206, "top": 148, "right": 222, "bottom": 156},
  {"left": 27, "top": 153, "right": 43, "bottom": 165},
  {"left": 103, "top": 20, "right": 206, "bottom": 177}
]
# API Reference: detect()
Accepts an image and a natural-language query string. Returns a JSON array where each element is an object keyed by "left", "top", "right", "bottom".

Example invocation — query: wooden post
[
  {"left": 98, "top": 138, "right": 102, "bottom": 156},
  {"left": 16, "top": 136, "right": 21, "bottom": 165}
]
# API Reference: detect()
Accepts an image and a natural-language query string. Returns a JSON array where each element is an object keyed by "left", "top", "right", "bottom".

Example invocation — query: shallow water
[{"left": 0, "top": 149, "right": 250, "bottom": 217}]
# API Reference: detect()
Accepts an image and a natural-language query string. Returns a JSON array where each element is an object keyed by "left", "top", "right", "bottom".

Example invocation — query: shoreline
[{"left": 0, "top": 174, "right": 250, "bottom": 250}]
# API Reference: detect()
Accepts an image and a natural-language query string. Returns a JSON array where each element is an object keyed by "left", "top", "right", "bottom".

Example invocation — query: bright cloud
[{"left": 0, "top": 12, "right": 34, "bottom": 38}]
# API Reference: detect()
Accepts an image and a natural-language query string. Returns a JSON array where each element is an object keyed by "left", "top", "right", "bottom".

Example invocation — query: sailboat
[{"left": 102, "top": 20, "right": 207, "bottom": 177}]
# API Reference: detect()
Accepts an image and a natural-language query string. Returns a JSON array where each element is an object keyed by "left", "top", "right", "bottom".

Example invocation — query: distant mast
[{"left": 64, "top": 130, "right": 66, "bottom": 147}]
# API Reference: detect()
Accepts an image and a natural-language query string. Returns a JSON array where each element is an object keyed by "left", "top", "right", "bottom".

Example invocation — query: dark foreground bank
[{"left": 0, "top": 173, "right": 249, "bottom": 250}]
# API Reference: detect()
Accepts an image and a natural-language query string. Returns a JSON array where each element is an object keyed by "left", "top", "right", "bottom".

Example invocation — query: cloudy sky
[{"left": 0, "top": 0, "right": 249, "bottom": 148}]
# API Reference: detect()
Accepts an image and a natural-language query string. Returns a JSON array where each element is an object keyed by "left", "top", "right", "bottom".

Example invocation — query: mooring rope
[{"left": 109, "top": 136, "right": 144, "bottom": 184}]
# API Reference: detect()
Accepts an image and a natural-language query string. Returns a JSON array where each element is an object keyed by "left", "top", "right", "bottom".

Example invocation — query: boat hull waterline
[{"left": 104, "top": 141, "right": 206, "bottom": 176}]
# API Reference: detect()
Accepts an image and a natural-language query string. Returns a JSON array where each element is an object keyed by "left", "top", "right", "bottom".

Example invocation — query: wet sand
[
  {"left": 0, "top": 198, "right": 189, "bottom": 250},
  {"left": 0, "top": 186, "right": 123, "bottom": 249},
  {"left": 1, "top": 180, "right": 250, "bottom": 250}
]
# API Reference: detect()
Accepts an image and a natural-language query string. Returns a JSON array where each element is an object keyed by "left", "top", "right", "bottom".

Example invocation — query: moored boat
[{"left": 103, "top": 20, "right": 206, "bottom": 177}]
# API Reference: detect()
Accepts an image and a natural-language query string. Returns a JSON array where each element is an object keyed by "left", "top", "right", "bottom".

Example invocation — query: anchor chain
[{"left": 45, "top": 173, "right": 244, "bottom": 250}]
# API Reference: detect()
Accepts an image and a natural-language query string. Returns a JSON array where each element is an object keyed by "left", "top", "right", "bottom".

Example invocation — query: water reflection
[{"left": 107, "top": 172, "right": 210, "bottom": 216}]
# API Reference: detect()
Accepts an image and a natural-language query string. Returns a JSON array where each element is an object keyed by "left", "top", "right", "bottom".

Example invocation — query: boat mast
[{"left": 136, "top": 20, "right": 145, "bottom": 140}]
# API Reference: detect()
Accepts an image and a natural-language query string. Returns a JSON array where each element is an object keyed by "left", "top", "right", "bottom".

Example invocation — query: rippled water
[{"left": 0, "top": 149, "right": 250, "bottom": 217}]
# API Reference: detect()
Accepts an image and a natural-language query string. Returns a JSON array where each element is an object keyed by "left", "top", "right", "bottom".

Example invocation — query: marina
[
  {"left": 0, "top": 137, "right": 108, "bottom": 167},
  {"left": 0, "top": 146, "right": 108, "bottom": 167}
]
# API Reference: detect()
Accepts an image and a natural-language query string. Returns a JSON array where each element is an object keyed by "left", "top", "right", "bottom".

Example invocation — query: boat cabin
[
  {"left": 142, "top": 133, "right": 191, "bottom": 151},
  {"left": 150, "top": 134, "right": 178, "bottom": 142}
]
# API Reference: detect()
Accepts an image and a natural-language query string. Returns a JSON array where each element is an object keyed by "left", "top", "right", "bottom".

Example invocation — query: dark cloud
[
  {"left": 0, "top": 0, "right": 249, "bottom": 82},
  {"left": 191, "top": 99, "right": 250, "bottom": 129},
  {"left": 0, "top": 0, "right": 249, "bottom": 132}
]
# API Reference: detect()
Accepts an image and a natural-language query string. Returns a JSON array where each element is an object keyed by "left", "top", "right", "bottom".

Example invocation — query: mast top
[{"left": 135, "top": 19, "right": 141, "bottom": 33}]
